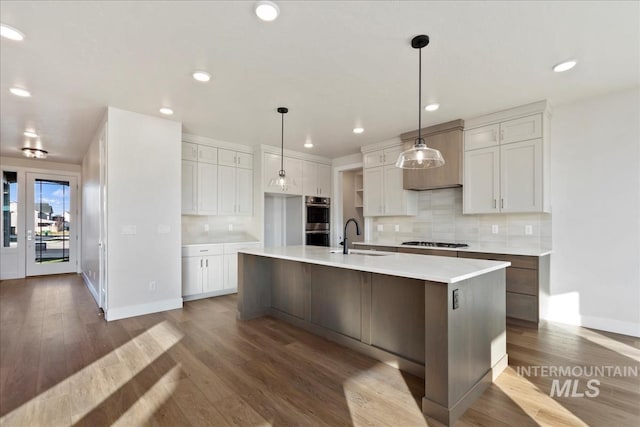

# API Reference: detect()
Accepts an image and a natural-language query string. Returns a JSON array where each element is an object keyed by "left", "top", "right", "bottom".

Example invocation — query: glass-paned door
[{"left": 26, "top": 173, "right": 77, "bottom": 276}]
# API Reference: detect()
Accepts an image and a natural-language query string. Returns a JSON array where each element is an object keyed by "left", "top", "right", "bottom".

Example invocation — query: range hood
[{"left": 401, "top": 119, "right": 464, "bottom": 190}]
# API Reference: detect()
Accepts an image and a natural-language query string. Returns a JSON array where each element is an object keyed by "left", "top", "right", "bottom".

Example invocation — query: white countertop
[
  {"left": 353, "top": 241, "right": 552, "bottom": 257},
  {"left": 182, "top": 234, "right": 259, "bottom": 246},
  {"left": 238, "top": 245, "right": 510, "bottom": 284}
]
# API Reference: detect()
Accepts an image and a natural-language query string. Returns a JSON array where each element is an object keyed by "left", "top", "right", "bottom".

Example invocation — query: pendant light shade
[
  {"left": 396, "top": 35, "right": 445, "bottom": 170},
  {"left": 269, "top": 107, "right": 296, "bottom": 190}
]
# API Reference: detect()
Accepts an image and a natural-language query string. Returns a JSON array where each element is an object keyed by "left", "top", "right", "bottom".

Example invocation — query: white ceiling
[{"left": 1, "top": 1, "right": 638, "bottom": 164}]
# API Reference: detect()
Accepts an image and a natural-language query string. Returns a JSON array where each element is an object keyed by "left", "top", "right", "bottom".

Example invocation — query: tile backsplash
[{"left": 371, "top": 188, "right": 551, "bottom": 249}]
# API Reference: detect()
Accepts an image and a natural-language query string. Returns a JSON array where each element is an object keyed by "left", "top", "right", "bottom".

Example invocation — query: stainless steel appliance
[
  {"left": 305, "top": 196, "right": 330, "bottom": 246},
  {"left": 401, "top": 241, "right": 468, "bottom": 248}
]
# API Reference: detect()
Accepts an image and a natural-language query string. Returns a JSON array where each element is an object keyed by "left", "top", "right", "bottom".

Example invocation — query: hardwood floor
[{"left": 0, "top": 274, "right": 638, "bottom": 426}]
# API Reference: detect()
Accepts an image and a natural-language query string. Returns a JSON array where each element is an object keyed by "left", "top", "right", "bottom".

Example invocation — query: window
[{"left": 2, "top": 171, "right": 18, "bottom": 248}]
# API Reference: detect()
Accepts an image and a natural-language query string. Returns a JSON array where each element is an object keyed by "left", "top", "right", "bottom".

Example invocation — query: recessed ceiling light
[
  {"left": 10, "top": 87, "right": 31, "bottom": 97},
  {"left": 0, "top": 23, "right": 25, "bottom": 41},
  {"left": 255, "top": 1, "right": 280, "bottom": 22},
  {"left": 353, "top": 127, "right": 364, "bottom": 134},
  {"left": 192, "top": 71, "right": 211, "bottom": 82},
  {"left": 304, "top": 142, "right": 313, "bottom": 148},
  {"left": 553, "top": 60, "right": 577, "bottom": 73},
  {"left": 24, "top": 130, "right": 38, "bottom": 138},
  {"left": 425, "top": 103, "right": 440, "bottom": 112},
  {"left": 159, "top": 107, "right": 173, "bottom": 115}
]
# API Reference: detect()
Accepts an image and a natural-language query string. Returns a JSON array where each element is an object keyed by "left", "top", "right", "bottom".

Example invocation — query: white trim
[
  {"left": 331, "top": 161, "right": 363, "bottom": 247},
  {"left": 81, "top": 271, "right": 100, "bottom": 305},
  {"left": 464, "top": 100, "right": 551, "bottom": 129},
  {"left": 258, "top": 144, "right": 331, "bottom": 164},
  {"left": 182, "top": 133, "right": 254, "bottom": 153},
  {"left": 543, "top": 313, "right": 640, "bottom": 338},
  {"left": 360, "top": 137, "right": 402, "bottom": 154},
  {"left": 105, "top": 298, "right": 183, "bottom": 321},
  {"left": 183, "top": 288, "right": 237, "bottom": 301}
]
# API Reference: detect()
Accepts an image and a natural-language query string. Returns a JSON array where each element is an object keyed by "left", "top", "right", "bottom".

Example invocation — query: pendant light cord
[
  {"left": 280, "top": 112, "right": 284, "bottom": 171},
  {"left": 417, "top": 46, "right": 422, "bottom": 146}
]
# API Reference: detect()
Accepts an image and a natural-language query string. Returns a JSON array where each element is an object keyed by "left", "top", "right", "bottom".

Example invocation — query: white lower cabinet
[
  {"left": 181, "top": 245, "right": 224, "bottom": 300},
  {"left": 182, "top": 242, "right": 261, "bottom": 300}
]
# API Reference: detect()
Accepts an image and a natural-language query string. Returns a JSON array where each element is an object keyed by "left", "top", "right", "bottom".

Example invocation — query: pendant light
[
  {"left": 269, "top": 107, "right": 296, "bottom": 190},
  {"left": 396, "top": 35, "right": 445, "bottom": 169}
]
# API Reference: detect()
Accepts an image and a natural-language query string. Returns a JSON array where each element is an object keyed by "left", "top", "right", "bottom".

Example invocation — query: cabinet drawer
[
  {"left": 236, "top": 152, "right": 253, "bottom": 169},
  {"left": 506, "top": 292, "right": 538, "bottom": 322},
  {"left": 397, "top": 247, "right": 457, "bottom": 257},
  {"left": 506, "top": 267, "right": 538, "bottom": 295},
  {"left": 457, "top": 252, "right": 538, "bottom": 269},
  {"left": 218, "top": 149, "right": 237, "bottom": 167},
  {"left": 182, "top": 244, "right": 224, "bottom": 257}
]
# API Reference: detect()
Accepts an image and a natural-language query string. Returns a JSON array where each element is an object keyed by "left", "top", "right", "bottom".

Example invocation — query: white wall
[
  {"left": 548, "top": 87, "right": 640, "bottom": 337},
  {"left": 105, "top": 107, "right": 182, "bottom": 320},
  {"left": 80, "top": 122, "right": 103, "bottom": 302}
]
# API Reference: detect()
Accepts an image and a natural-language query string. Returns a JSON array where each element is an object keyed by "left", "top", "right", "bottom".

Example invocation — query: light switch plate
[
  {"left": 228, "top": 224, "right": 233, "bottom": 231},
  {"left": 525, "top": 225, "right": 533, "bottom": 235},
  {"left": 394, "top": 224, "right": 400, "bottom": 232},
  {"left": 157, "top": 224, "right": 170, "bottom": 234},
  {"left": 377, "top": 224, "right": 383, "bottom": 232},
  {"left": 204, "top": 224, "right": 210, "bottom": 232},
  {"left": 491, "top": 225, "right": 499, "bottom": 234}
]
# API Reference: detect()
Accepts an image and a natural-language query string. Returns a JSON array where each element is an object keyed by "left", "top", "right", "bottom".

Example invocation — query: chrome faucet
[{"left": 342, "top": 218, "right": 361, "bottom": 254}]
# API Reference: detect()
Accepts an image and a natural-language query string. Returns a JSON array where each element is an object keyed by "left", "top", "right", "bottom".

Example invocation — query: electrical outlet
[
  {"left": 204, "top": 223, "right": 210, "bottom": 232},
  {"left": 491, "top": 224, "right": 499, "bottom": 234},
  {"left": 377, "top": 224, "right": 383, "bottom": 232},
  {"left": 453, "top": 289, "right": 460, "bottom": 309},
  {"left": 525, "top": 225, "right": 533, "bottom": 235},
  {"left": 149, "top": 281, "right": 157, "bottom": 291},
  {"left": 394, "top": 224, "right": 400, "bottom": 232},
  {"left": 228, "top": 224, "right": 233, "bottom": 231}
]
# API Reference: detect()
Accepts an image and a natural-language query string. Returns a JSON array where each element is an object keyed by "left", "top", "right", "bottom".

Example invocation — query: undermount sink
[{"left": 329, "top": 249, "right": 391, "bottom": 256}]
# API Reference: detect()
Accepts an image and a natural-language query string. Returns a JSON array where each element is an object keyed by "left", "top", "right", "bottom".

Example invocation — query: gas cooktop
[{"left": 401, "top": 241, "right": 469, "bottom": 248}]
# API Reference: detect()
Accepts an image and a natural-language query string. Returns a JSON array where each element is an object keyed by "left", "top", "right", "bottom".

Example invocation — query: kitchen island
[{"left": 237, "top": 246, "right": 510, "bottom": 426}]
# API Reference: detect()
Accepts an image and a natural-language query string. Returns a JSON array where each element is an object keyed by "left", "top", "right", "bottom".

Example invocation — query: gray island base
[{"left": 237, "top": 246, "right": 510, "bottom": 426}]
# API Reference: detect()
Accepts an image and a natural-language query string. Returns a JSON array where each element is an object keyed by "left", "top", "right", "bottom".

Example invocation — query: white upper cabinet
[
  {"left": 218, "top": 163, "right": 253, "bottom": 216},
  {"left": 463, "top": 105, "right": 549, "bottom": 214},
  {"left": 219, "top": 149, "right": 254, "bottom": 169},
  {"left": 182, "top": 142, "right": 198, "bottom": 161},
  {"left": 181, "top": 160, "right": 198, "bottom": 214},
  {"left": 302, "top": 161, "right": 331, "bottom": 197},
  {"left": 263, "top": 153, "right": 303, "bottom": 195},
  {"left": 197, "top": 163, "right": 218, "bottom": 215},
  {"left": 364, "top": 146, "right": 402, "bottom": 169},
  {"left": 362, "top": 144, "right": 417, "bottom": 217},
  {"left": 182, "top": 141, "right": 253, "bottom": 216},
  {"left": 198, "top": 145, "right": 218, "bottom": 164}
]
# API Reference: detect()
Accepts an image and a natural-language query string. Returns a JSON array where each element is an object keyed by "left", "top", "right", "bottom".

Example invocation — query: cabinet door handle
[
  {"left": 206, "top": 259, "right": 209, "bottom": 267},
  {"left": 200, "top": 259, "right": 203, "bottom": 268},
  {"left": 501, "top": 198, "right": 504, "bottom": 209},
  {"left": 500, "top": 129, "right": 504, "bottom": 141},
  {"left": 493, "top": 199, "right": 496, "bottom": 209}
]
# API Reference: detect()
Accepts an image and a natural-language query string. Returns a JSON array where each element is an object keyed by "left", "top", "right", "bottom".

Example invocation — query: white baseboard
[
  {"left": 543, "top": 313, "right": 640, "bottom": 338},
  {"left": 106, "top": 298, "right": 183, "bottom": 321},
  {"left": 81, "top": 271, "right": 100, "bottom": 306},
  {"left": 182, "top": 288, "right": 237, "bottom": 302}
]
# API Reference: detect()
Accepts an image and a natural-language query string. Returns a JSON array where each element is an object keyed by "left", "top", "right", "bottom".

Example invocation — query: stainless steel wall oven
[{"left": 305, "top": 196, "right": 330, "bottom": 246}]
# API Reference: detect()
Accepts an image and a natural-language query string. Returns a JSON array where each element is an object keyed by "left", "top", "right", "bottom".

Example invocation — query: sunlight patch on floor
[
  {"left": 0, "top": 320, "right": 184, "bottom": 425},
  {"left": 559, "top": 324, "right": 640, "bottom": 363},
  {"left": 496, "top": 367, "right": 589, "bottom": 427},
  {"left": 342, "top": 362, "right": 427, "bottom": 426}
]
